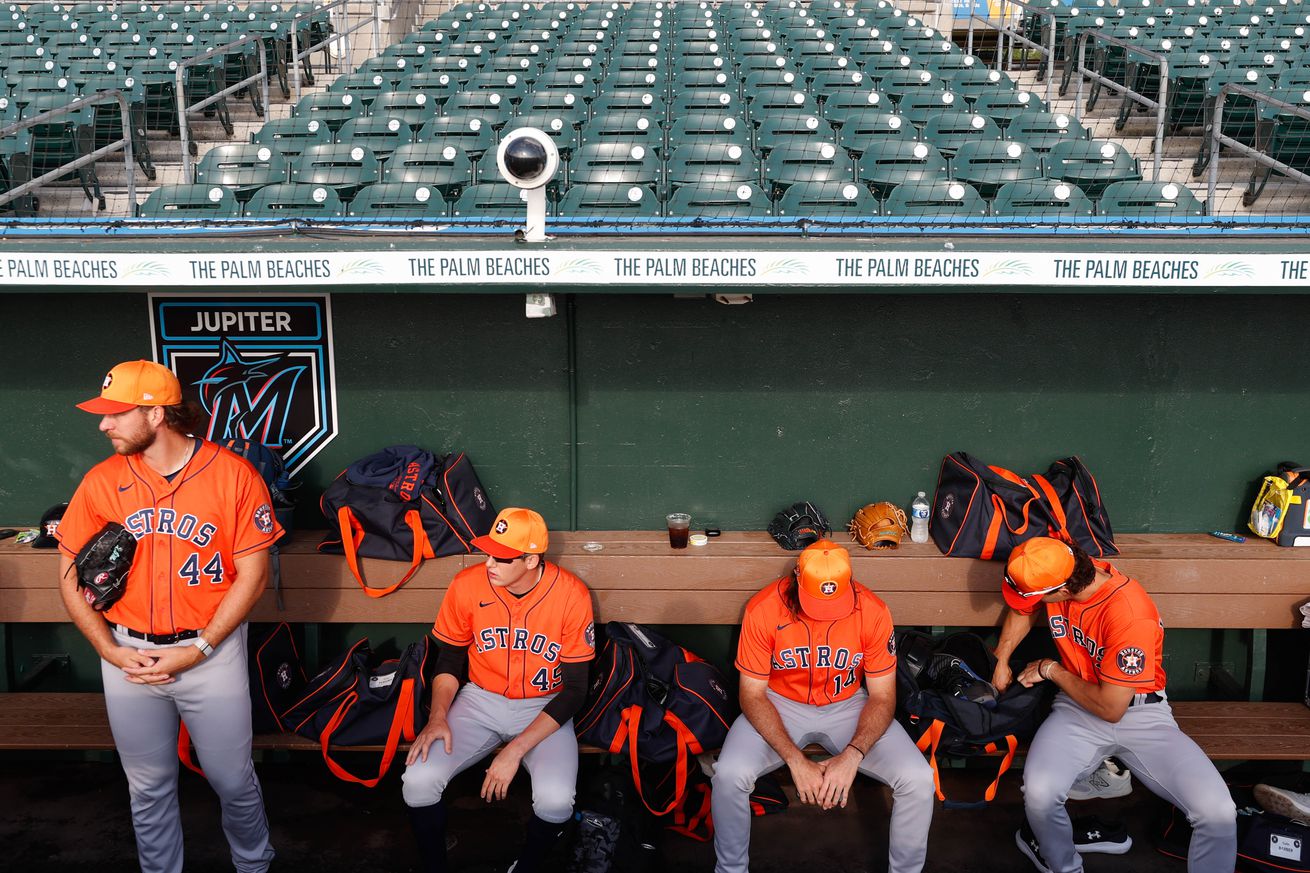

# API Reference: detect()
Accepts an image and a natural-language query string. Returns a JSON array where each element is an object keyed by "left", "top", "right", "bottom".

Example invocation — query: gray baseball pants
[
  {"left": 102, "top": 622, "right": 273, "bottom": 873},
  {"left": 401, "top": 682, "right": 578, "bottom": 824},
  {"left": 1024, "top": 692, "right": 1236, "bottom": 873},
  {"left": 711, "top": 689, "right": 935, "bottom": 873}
]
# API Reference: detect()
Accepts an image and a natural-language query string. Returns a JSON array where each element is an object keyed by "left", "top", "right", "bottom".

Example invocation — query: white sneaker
[
  {"left": 1067, "top": 758, "right": 1132, "bottom": 801},
  {"left": 1255, "top": 784, "right": 1310, "bottom": 823}
]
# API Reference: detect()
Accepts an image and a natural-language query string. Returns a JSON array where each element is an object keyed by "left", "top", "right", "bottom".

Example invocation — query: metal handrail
[
  {"left": 965, "top": 0, "right": 1056, "bottom": 105},
  {"left": 1074, "top": 29, "right": 1168, "bottom": 181},
  {"left": 1207, "top": 83, "right": 1310, "bottom": 207},
  {"left": 290, "top": 0, "right": 382, "bottom": 103},
  {"left": 0, "top": 89, "right": 136, "bottom": 212},
  {"left": 176, "top": 32, "right": 270, "bottom": 180}
]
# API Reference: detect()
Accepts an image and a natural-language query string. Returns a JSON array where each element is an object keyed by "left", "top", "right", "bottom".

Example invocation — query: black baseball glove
[
  {"left": 767, "top": 501, "right": 831, "bottom": 551},
  {"left": 74, "top": 522, "right": 136, "bottom": 612}
]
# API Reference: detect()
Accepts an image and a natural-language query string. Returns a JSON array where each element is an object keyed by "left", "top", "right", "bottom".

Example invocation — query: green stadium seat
[
  {"left": 513, "top": 109, "right": 584, "bottom": 155},
  {"left": 327, "top": 71, "right": 389, "bottom": 109},
  {"left": 194, "top": 143, "right": 289, "bottom": 203},
  {"left": 557, "top": 182, "right": 661, "bottom": 220},
  {"left": 244, "top": 183, "right": 345, "bottom": 219},
  {"left": 950, "top": 140, "right": 1044, "bottom": 199},
  {"left": 857, "top": 139, "right": 949, "bottom": 199},
  {"left": 578, "top": 111, "right": 663, "bottom": 151},
  {"left": 1097, "top": 180, "right": 1206, "bottom": 218},
  {"left": 372, "top": 90, "right": 444, "bottom": 132},
  {"left": 593, "top": 88, "right": 668, "bottom": 121},
  {"left": 290, "top": 143, "right": 381, "bottom": 201},
  {"left": 940, "top": 66, "right": 1017, "bottom": 109},
  {"left": 882, "top": 179, "right": 988, "bottom": 218},
  {"left": 666, "top": 141, "right": 761, "bottom": 196},
  {"left": 808, "top": 68, "right": 873, "bottom": 99},
  {"left": 1045, "top": 139, "right": 1142, "bottom": 200},
  {"left": 416, "top": 116, "right": 496, "bottom": 159},
  {"left": 666, "top": 111, "right": 750, "bottom": 149},
  {"left": 879, "top": 67, "right": 946, "bottom": 104},
  {"left": 568, "top": 141, "right": 662, "bottom": 188},
  {"left": 1007, "top": 109, "right": 1089, "bottom": 154},
  {"left": 27, "top": 89, "right": 103, "bottom": 208},
  {"left": 384, "top": 141, "right": 475, "bottom": 200},
  {"left": 921, "top": 110, "right": 1003, "bottom": 158},
  {"left": 774, "top": 180, "right": 880, "bottom": 219},
  {"left": 895, "top": 90, "right": 964, "bottom": 127},
  {"left": 664, "top": 180, "right": 773, "bottom": 219},
  {"left": 1241, "top": 86, "right": 1310, "bottom": 205},
  {"left": 754, "top": 111, "right": 836, "bottom": 154},
  {"left": 747, "top": 86, "right": 821, "bottom": 119},
  {"left": 0, "top": 127, "right": 35, "bottom": 216},
  {"left": 336, "top": 116, "right": 415, "bottom": 164},
  {"left": 450, "top": 181, "right": 529, "bottom": 220},
  {"left": 80, "top": 70, "right": 155, "bottom": 180},
  {"left": 347, "top": 182, "right": 447, "bottom": 220},
  {"left": 834, "top": 110, "right": 917, "bottom": 157},
  {"left": 137, "top": 183, "right": 241, "bottom": 219},
  {"left": 291, "top": 91, "right": 367, "bottom": 135},
  {"left": 251, "top": 116, "right": 333, "bottom": 162},
  {"left": 971, "top": 90, "right": 1047, "bottom": 129},
  {"left": 743, "top": 68, "right": 804, "bottom": 93},
  {"left": 443, "top": 89, "right": 516, "bottom": 128},
  {"left": 762, "top": 138, "right": 855, "bottom": 200},
  {"left": 991, "top": 179, "right": 1096, "bottom": 221},
  {"left": 818, "top": 88, "right": 888, "bottom": 121},
  {"left": 465, "top": 70, "right": 531, "bottom": 107},
  {"left": 534, "top": 70, "right": 600, "bottom": 101}
]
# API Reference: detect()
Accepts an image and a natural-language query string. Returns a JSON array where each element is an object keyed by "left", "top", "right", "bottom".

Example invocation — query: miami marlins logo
[{"left": 194, "top": 340, "right": 307, "bottom": 447}]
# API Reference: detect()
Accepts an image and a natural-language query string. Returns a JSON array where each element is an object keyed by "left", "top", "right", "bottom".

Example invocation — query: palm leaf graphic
[
  {"left": 1202, "top": 261, "right": 1254, "bottom": 279},
  {"left": 760, "top": 258, "right": 808, "bottom": 275}
]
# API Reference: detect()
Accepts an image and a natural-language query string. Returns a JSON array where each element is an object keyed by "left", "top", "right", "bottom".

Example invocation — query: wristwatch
[{"left": 192, "top": 636, "right": 214, "bottom": 658}]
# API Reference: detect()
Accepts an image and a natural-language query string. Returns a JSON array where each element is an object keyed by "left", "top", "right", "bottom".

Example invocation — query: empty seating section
[
  {"left": 171, "top": 0, "right": 1234, "bottom": 222},
  {"left": 19, "top": 0, "right": 1304, "bottom": 221},
  {"left": 1029, "top": 0, "right": 1310, "bottom": 206},
  {"left": 0, "top": 0, "right": 333, "bottom": 215}
]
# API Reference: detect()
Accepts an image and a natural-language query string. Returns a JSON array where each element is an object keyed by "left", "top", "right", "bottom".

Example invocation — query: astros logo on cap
[{"left": 495, "top": 519, "right": 509, "bottom": 534}]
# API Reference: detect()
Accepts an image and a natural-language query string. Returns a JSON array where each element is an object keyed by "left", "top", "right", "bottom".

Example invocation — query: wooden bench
[{"left": 2, "top": 531, "right": 1308, "bottom": 759}]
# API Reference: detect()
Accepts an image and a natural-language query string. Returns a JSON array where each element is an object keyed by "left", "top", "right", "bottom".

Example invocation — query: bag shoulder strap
[
  {"left": 336, "top": 505, "right": 434, "bottom": 597},
  {"left": 913, "top": 718, "right": 1019, "bottom": 809},
  {"left": 318, "top": 677, "right": 418, "bottom": 788}
]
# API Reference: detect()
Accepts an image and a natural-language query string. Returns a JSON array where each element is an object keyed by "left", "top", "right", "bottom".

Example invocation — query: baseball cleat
[
  {"left": 1254, "top": 784, "right": 1310, "bottom": 823},
  {"left": 1067, "top": 757, "right": 1132, "bottom": 801},
  {"left": 1016, "top": 821, "right": 1055, "bottom": 873},
  {"left": 1071, "top": 815, "right": 1133, "bottom": 854}
]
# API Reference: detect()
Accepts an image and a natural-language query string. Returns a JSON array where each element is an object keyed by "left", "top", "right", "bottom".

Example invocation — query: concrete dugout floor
[{"left": 0, "top": 754, "right": 1240, "bottom": 873}]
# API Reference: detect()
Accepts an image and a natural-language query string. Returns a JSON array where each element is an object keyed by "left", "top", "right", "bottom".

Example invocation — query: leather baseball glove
[
  {"left": 74, "top": 522, "right": 136, "bottom": 612},
  {"left": 767, "top": 501, "right": 831, "bottom": 551},
  {"left": 848, "top": 502, "right": 909, "bottom": 550}
]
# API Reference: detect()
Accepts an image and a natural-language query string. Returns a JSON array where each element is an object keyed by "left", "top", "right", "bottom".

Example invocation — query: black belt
[
  {"left": 1130, "top": 692, "right": 1165, "bottom": 706},
  {"left": 114, "top": 624, "right": 201, "bottom": 646}
]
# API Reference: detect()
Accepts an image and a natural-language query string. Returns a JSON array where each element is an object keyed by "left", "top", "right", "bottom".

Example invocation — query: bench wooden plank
[
  {"left": 4, "top": 694, "right": 1308, "bottom": 759},
  {"left": 2, "top": 532, "right": 1305, "bottom": 628}
]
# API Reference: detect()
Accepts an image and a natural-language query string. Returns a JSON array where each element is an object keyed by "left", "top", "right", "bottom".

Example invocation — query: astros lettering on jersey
[
  {"left": 56, "top": 442, "right": 283, "bottom": 635},
  {"left": 432, "top": 562, "right": 594, "bottom": 698},
  {"left": 1010, "top": 557, "right": 1166, "bottom": 692},
  {"left": 736, "top": 578, "right": 898, "bottom": 706}
]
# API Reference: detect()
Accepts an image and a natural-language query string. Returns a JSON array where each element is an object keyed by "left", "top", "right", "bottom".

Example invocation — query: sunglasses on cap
[
  {"left": 1003, "top": 573, "right": 1068, "bottom": 598},
  {"left": 491, "top": 555, "right": 523, "bottom": 564}
]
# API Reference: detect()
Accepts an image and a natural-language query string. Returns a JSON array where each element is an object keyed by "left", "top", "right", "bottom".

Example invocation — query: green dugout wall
[{"left": 3, "top": 288, "right": 1307, "bottom": 699}]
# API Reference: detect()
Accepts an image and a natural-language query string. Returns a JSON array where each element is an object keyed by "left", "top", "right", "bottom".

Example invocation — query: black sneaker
[
  {"left": 1015, "top": 820, "right": 1055, "bottom": 873},
  {"left": 1072, "top": 815, "right": 1133, "bottom": 855}
]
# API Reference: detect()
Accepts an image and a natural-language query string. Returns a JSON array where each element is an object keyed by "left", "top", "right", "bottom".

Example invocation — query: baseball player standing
[
  {"left": 403, "top": 507, "right": 595, "bottom": 873},
  {"left": 56, "top": 360, "right": 281, "bottom": 873},
  {"left": 711, "top": 539, "right": 935, "bottom": 873},
  {"left": 993, "top": 536, "right": 1236, "bottom": 873}
]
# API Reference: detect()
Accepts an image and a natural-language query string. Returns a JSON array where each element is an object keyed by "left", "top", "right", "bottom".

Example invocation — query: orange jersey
[
  {"left": 736, "top": 577, "right": 897, "bottom": 706},
  {"left": 57, "top": 441, "right": 282, "bottom": 635},
  {"left": 1017, "top": 560, "right": 1167, "bottom": 692},
  {"left": 432, "top": 561, "right": 595, "bottom": 699}
]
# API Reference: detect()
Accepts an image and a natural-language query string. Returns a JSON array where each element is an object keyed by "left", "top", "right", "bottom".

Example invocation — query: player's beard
[{"left": 110, "top": 422, "right": 158, "bottom": 456}]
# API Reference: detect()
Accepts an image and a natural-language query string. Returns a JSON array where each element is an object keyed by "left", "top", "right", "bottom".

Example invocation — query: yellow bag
[{"left": 1249, "top": 476, "right": 1295, "bottom": 539}]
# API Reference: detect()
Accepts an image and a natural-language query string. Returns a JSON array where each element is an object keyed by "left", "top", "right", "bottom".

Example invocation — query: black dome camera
[{"left": 496, "top": 127, "right": 559, "bottom": 191}]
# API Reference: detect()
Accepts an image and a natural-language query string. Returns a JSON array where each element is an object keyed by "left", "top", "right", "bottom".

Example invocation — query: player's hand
[
  {"left": 103, "top": 645, "right": 160, "bottom": 679},
  {"left": 480, "top": 746, "right": 523, "bottom": 803},
  {"left": 121, "top": 645, "right": 204, "bottom": 684},
  {"left": 787, "top": 756, "right": 827, "bottom": 807},
  {"left": 992, "top": 660, "right": 1014, "bottom": 693},
  {"left": 407, "top": 716, "right": 453, "bottom": 765},
  {"left": 1017, "top": 659, "right": 1053, "bottom": 688},
  {"left": 816, "top": 747, "right": 862, "bottom": 810}
]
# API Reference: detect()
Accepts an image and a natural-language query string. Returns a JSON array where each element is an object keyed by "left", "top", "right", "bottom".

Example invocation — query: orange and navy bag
[
  {"left": 576, "top": 623, "right": 738, "bottom": 816},
  {"left": 318, "top": 445, "right": 497, "bottom": 597},
  {"left": 930, "top": 453, "right": 1117, "bottom": 561},
  {"left": 279, "top": 636, "right": 432, "bottom": 788}
]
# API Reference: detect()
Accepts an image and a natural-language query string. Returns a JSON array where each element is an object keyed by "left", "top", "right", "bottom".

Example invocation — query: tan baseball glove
[{"left": 848, "top": 502, "right": 910, "bottom": 550}]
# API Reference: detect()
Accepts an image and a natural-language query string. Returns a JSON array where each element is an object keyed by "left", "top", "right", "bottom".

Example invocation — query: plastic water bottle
[{"left": 910, "top": 492, "right": 930, "bottom": 544}]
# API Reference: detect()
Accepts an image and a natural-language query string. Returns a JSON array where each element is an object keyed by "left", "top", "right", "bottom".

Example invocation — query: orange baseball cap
[
  {"left": 1003, "top": 537, "right": 1076, "bottom": 610},
  {"left": 472, "top": 507, "right": 549, "bottom": 559},
  {"left": 77, "top": 360, "right": 182, "bottom": 414},
  {"left": 796, "top": 539, "right": 855, "bottom": 621}
]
